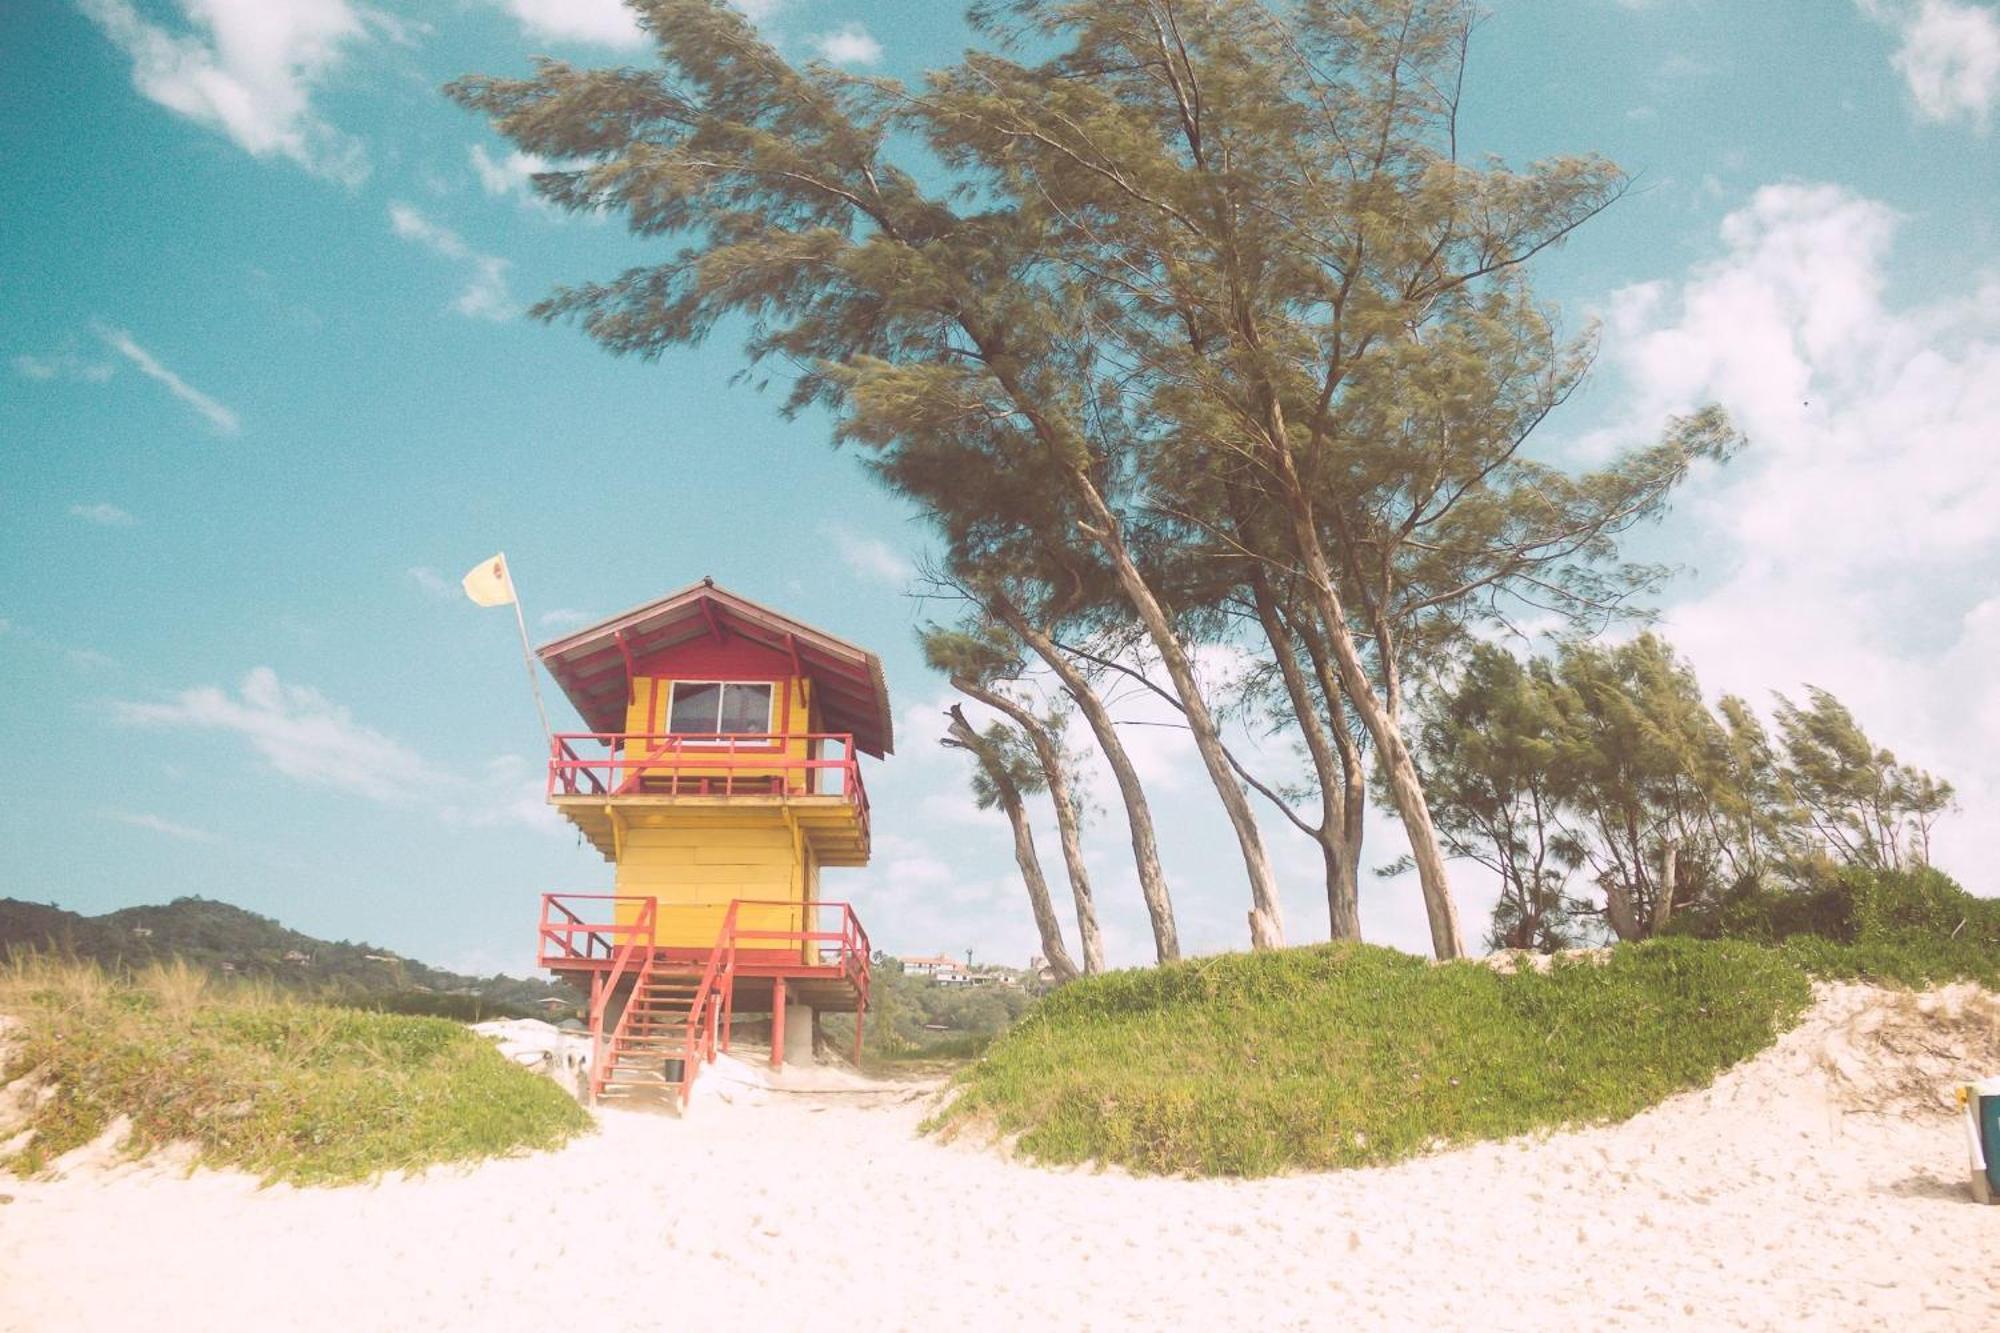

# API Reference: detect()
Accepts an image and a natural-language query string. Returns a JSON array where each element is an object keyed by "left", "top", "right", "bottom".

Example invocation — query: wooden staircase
[
  {"left": 541, "top": 896, "right": 871, "bottom": 1109},
  {"left": 595, "top": 967, "right": 706, "bottom": 1100}
]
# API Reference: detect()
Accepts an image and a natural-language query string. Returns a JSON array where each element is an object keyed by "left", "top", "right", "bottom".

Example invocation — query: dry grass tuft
[{"left": 1817, "top": 985, "right": 2000, "bottom": 1118}]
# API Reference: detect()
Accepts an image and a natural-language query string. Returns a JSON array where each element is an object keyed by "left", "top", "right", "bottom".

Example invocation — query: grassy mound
[
  {"left": 931, "top": 937, "right": 1810, "bottom": 1177},
  {"left": 0, "top": 957, "right": 590, "bottom": 1184}
]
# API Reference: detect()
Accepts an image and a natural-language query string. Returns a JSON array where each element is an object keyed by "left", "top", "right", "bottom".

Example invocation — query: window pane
[
  {"left": 718, "top": 683, "right": 773, "bottom": 734},
  {"left": 668, "top": 681, "right": 721, "bottom": 733}
]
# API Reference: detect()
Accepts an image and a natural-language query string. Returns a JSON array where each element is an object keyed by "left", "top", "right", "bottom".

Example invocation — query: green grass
[
  {"left": 1777, "top": 935, "right": 2000, "bottom": 989},
  {"left": 0, "top": 956, "right": 590, "bottom": 1185},
  {"left": 929, "top": 937, "right": 1810, "bottom": 1178}
]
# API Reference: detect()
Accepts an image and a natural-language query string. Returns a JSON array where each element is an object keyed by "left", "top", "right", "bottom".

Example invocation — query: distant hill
[{"left": 0, "top": 896, "right": 577, "bottom": 1022}]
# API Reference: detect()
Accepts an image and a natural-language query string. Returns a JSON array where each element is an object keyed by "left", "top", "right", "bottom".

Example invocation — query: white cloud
[
  {"left": 811, "top": 22, "right": 882, "bottom": 65},
  {"left": 13, "top": 345, "right": 116, "bottom": 382},
  {"left": 469, "top": 143, "right": 551, "bottom": 202},
  {"left": 407, "top": 565, "right": 452, "bottom": 597},
  {"left": 75, "top": 0, "right": 371, "bottom": 185},
  {"left": 94, "top": 324, "right": 242, "bottom": 435},
  {"left": 1861, "top": 0, "right": 2000, "bottom": 128},
  {"left": 821, "top": 523, "right": 914, "bottom": 585},
  {"left": 387, "top": 202, "right": 514, "bottom": 320},
  {"left": 113, "top": 667, "right": 440, "bottom": 801},
  {"left": 539, "top": 607, "right": 594, "bottom": 629},
  {"left": 70, "top": 503, "right": 136, "bottom": 526},
  {"left": 1593, "top": 181, "right": 2000, "bottom": 889},
  {"left": 484, "top": 0, "right": 645, "bottom": 48},
  {"left": 111, "top": 667, "right": 561, "bottom": 833},
  {"left": 107, "top": 810, "right": 221, "bottom": 843}
]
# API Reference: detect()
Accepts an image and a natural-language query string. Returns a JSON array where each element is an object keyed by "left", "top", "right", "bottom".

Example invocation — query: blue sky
[{"left": 2, "top": 0, "right": 1996, "bottom": 976}]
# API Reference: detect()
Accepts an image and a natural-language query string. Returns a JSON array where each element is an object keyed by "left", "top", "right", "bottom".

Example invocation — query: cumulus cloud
[
  {"left": 483, "top": 0, "right": 644, "bottom": 48},
  {"left": 387, "top": 202, "right": 513, "bottom": 320},
  {"left": 113, "top": 667, "right": 440, "bottom": 801},
  {"left": 70, "top": 503, "right": 136, "bottom": 526},
  {"left": 94, "top": 323, "right": 242, "bottom": 435},
  {"left": 111, "top": 667, "right": 559, "bottom": 831},
  {"left": 75, "top": 0, "right": 372, "bottom": 184},
  {"left": 821, "top": 523, "right": 914, "bottom": 585},
  {"left": 811, "top": 22, "right": 882, "bottom": 65},
  {"left": 1592, "top": 181, "right": 2000, "bottom": 886},
  {"left": 1860, "top": 0, "right": 2000, "bottom": 128},
  {"left": 469, "top": 143, "right": 551, "bottom": 201}
]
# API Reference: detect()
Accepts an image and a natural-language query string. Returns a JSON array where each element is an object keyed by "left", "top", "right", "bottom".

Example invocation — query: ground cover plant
[
  {"left": 931, "top": 938, "right": 1810, "bottom": 1177},
  {"left": 0, "top": 956, "right": 589, "bottom": 1185}
]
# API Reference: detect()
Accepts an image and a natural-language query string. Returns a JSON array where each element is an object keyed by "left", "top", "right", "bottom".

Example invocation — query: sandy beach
[{"left": 3, "top": 983, "right": 1996, "bottom": 1332}]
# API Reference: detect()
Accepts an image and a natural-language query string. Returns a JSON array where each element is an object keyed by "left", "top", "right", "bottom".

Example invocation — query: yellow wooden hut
[{"left": 531, "top": 578, "right": 889, "bottom": 1103}]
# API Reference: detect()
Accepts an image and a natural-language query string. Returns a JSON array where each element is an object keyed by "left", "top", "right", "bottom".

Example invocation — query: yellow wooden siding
[{"left": 611, "top": 814, "right": 820, "bottom": 951}]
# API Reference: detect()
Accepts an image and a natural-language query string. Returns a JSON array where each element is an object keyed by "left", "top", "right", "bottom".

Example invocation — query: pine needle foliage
[{"left": 447, "top": 0, "right": 1743, "bottom": 958}]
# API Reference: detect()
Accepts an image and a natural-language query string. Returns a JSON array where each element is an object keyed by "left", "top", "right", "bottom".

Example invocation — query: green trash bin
[{"left": 1962, "top": 1077, "right": 2000, "bottom": 1205}]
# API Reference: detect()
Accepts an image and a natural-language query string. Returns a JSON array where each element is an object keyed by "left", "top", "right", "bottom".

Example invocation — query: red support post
[
  {"left": 852, "top": 1002, "right": 864, "bottom": 1066},
  {"left": 770, "top": 976, "right": 787, "bottom": 1070}
]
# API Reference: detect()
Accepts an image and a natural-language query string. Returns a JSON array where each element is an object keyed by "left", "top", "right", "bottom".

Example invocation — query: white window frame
[{"left": 664, "top": 679, "right": 776, "bottom": 743}]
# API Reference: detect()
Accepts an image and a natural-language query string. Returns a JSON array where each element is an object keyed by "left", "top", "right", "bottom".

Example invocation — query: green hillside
[{"left": 0, "top": 896, "right": 575, "bottom": 1021}]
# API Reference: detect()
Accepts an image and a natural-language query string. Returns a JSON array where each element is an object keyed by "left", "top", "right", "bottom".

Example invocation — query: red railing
[
  {"left": 548, "top": 731, "right": 866, "bottom": 800},
  {"left": 678, "top": 900, "right": 741, "bottom": 1105},
  {"left": 586, "top": 898, "right": 657, "bottom": 1102}
]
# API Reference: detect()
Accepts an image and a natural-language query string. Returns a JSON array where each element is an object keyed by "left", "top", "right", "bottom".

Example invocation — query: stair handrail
[
  {"left": 678, "top": 899, "right": 742, "bottom": 1107},
  {"left": 588, "top": 897, "right": 657, "bottom": 1103}
]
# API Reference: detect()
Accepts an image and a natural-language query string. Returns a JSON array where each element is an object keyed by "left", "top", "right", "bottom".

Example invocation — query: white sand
[{"left": 3, "top": 984, "right": 1997, "bottom": 1331}]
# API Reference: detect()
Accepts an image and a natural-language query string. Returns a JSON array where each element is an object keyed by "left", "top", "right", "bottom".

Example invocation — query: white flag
[{"left": 462, "top": 552, "right": 516, "bottom": 607}]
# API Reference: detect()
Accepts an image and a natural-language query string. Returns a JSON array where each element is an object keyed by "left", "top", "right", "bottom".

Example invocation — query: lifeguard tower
[{"left": 531, "top": 578, "right": 889, "bottom": 1104}]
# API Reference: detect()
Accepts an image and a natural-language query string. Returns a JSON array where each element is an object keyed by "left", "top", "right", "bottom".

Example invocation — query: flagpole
[{"left": 501, "top": 553, "right": 555, "bottom": 743}]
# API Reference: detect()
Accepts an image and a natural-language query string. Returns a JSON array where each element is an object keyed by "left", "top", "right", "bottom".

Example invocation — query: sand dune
[{"left": 2, "top": 983, "right": 1996, "bottom": 1331}]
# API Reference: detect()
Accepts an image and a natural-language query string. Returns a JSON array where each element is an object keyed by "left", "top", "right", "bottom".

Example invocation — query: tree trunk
[
  {"left": 962, "top": 339, "right": 1280, "bottom": 948},
  {"left": 1273, "top": 463, "right": 1465, "bottom": 959},
  {"left": 944, "top": 706, "right": 1080, "bottom": 984},
  {"left": 1603, "top": 879, "right": 1641, "bottom": 943},
  {"left": 951, "top": 677, "right": 1105, "bottom": 975},
  {"left": 1293, "top": 610, "right": 1370, "bottom": 941},
  {"left": 1069, "top": 478, "right": 1286, "bottom": 949},
  {"left": 995, "top": 596, "right": 1181, "bottom": 963},
  {"left": 1247, "top": 572, "right": 1362, "bottom": 940},
  {"left": 1652, "top": 840, "right": 1677, "bottom": 936}
]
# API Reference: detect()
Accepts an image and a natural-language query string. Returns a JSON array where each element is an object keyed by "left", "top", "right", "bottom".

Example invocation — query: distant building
[
  {"left": 900, "top": 954, "right": 970, "bottom": 985},
  {"left": 130, "top": 926, "right": 153, "bottom": 938},
  {"left": 282, "top": 950, "right": 312, "bottom": 964}
]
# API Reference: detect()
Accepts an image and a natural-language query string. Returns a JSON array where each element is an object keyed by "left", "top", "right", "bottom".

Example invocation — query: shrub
[{"left": 1666, "top": 865, "right": 2000, "bottom": 987}]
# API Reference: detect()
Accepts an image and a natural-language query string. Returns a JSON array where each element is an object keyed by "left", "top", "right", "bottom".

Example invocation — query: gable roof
[{"left": 535, "top": 578, "right": 894, "bottom": 757}]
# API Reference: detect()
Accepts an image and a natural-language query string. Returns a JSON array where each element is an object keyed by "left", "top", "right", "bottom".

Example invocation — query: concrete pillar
[{"left": 782, "top": 1004, "right": 816, "bottom": 1068}]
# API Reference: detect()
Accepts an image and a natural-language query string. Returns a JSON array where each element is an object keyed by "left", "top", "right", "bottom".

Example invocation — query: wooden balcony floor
[{"left": 549, "top": 793, "right": 869, "bottom": 866}]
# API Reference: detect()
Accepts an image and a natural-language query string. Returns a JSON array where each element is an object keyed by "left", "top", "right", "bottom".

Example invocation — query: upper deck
[{"left": 546, "top": 730, "right": 871, "bottom": 865}]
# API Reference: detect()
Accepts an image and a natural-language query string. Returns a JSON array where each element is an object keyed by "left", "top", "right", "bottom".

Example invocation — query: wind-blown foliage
[
  {"left": 1410, "top": 635, "right": 1960, "bottom": 948},
  {"left": 450, "top": 0, "right": 1734, "bottom": 960}
]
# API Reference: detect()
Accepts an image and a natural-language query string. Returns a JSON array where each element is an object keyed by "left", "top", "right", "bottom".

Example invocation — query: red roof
[{"left": 536, "top": 578, "right": 894, "bottom": 757}]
